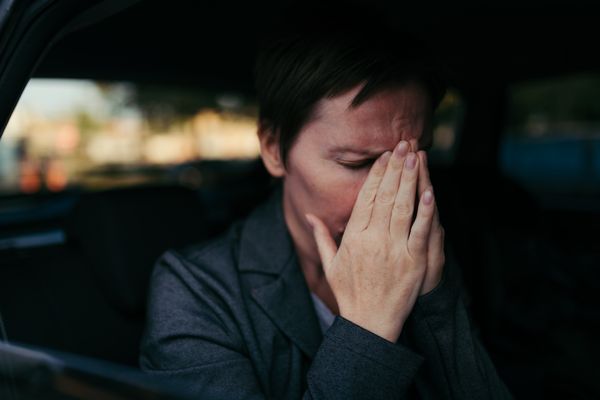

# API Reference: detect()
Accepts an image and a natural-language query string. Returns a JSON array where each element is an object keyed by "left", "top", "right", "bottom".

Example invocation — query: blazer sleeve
[
  {"left": 403, "top": 263, "right": 514, "bottom": 400},
  {"left": 307, "top": 317, "right": 424, "bottom": 399},
  {"left": 140, "top": 250, "right": 426, "bottom": 400}
]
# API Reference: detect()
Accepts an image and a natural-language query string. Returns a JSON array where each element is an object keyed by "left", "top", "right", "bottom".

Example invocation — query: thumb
[{"left": 305, "top": 213, "right": 338, "bottom": 271}]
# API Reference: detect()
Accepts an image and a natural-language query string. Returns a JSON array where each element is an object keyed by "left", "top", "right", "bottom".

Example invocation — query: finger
[
  {"left": 416, "top": 151, "right": 440, "bottom": 248},
  {"left": 391, "top": 152, "right": 420, "bottom": 239},
  {"left": 407, "top": 188, "right": 435, "bottom": 258},
  {"left": 421, "top": 215, "right": 445, "bottom": 294},
  {"left": 345, "top": 151, "right": 391, "bottom": 232},
  {"left": 306, "top": 213, "right": 338, "bottom": 272},
  {"left": 417, "top": 151, "right": 431, "bottom": 197},
  {"left": 428, "top": 208, "right": 445, "bottom": 271},
  {"left": 418, "top": 150, "right": 443, "bottom": 266},
  {"left": 369, "top": 141, "right": 410, "bottom": 230}
]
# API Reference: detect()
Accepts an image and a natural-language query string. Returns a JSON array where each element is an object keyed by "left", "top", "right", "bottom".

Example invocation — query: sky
[{"left": 14, "top": 79, "right": 110, "bottom": 119}]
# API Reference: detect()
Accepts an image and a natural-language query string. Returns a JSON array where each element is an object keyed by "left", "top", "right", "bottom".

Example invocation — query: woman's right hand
[{"left": 306, "top": 140, "right": 437, "bottom": 343}]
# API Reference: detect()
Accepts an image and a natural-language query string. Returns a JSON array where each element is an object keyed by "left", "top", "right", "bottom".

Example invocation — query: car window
[
  {"left": 0, "top": 79, "right": 259, "bottom": 195},
  {"left": 500, "top": 74, "right": 600, "bottom": 209}
]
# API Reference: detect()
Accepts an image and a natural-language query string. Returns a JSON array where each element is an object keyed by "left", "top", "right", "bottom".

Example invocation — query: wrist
[{"left": 340, "top": 311, "right": 403, "bottom": 343}]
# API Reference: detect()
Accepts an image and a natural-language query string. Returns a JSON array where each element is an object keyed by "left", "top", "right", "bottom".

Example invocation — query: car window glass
[{"left": 0, "top": 79, "right": 259, "bottom": 195}]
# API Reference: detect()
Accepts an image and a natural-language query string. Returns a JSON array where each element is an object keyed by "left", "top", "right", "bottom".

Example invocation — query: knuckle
[
  {"left": 411, "top": 232, "right": 427, "bottom": 249},
  {"left": 411, "top": 225, "right": 426, "bottom": 239},
  {"left": 405, "top": 251, "right": 425, "bottom": 270},
  {"left": 376, "top": 190, "right": 396, "bottom": 205},
  {"left": 394, "top": 202, "right": 414, "bottom": 218}
]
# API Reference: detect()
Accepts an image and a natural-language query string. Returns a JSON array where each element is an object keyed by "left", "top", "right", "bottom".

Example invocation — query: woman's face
[{"left": 280, "top": 82, "right": 431, "bottom": 265}]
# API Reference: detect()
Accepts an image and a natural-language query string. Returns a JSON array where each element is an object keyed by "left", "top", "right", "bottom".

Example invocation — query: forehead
[{"left": 305, "top": 82, "right": 430, "bottom": 154}]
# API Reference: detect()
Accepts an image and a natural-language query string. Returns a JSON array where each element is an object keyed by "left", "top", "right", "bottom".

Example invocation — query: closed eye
[{"left": 338, "top": 159, "right": 375, "bottom": 170}]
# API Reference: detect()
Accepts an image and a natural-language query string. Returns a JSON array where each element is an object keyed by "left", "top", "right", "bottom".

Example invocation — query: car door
[{"left": 0, "top": 2, "right": 198, "bottom": 399}]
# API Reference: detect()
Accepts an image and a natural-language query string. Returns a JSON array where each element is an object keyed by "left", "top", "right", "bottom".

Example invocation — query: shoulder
[
  {"left": 148, "top": 221, "right": 245, "bottom": 302},
  {"left": 141, "top": 222, "right": 248, "bottom": 370}
]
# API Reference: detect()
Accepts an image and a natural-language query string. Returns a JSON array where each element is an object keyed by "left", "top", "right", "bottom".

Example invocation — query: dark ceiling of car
[{"left": 33, "top": 0, "right": 600, "bottom": 93}]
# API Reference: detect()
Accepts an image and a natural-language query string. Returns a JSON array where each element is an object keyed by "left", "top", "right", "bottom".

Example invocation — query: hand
[{"left": 306, "top": 140, "right": 439, "bottom": 343}]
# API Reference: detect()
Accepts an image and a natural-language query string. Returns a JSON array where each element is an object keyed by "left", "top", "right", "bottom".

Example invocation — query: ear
[{"left": 258, "top": 121, "right": 286, "bottom": 177}]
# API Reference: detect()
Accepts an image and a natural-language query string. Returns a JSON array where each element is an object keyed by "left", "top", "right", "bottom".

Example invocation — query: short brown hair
[{"left": 254, "top": 13, "right": 446, "bottom": 163}]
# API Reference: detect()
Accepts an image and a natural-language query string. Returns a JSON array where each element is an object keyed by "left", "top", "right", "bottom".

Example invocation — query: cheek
[
  {"left": 286, "top": 155, "right": 368, "bottom": 226},
  {"left": 337, "top": 172, "right": 365, "bottom": 206},
  {"left": 314, "top": 168, "right": 368, "bottom": 223}
]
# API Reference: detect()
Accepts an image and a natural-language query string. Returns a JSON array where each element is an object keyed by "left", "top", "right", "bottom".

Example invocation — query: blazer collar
[
  {"left": 238, "top": 185, "right": 293, "bottom": 275},
  {"left": 238, "top": 186, "right": 323, "bottom": 359}
]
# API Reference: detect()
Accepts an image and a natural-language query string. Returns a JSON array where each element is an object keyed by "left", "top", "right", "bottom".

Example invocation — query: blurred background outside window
[
  {"left": 0, "top": 79, "right": 260, "bottom": 194},
  {"left": 501, "top": 74, "right": 600, "bottom": 208},
  {"left": 429, "top": 88, "right": 463, "bottom": 166}
]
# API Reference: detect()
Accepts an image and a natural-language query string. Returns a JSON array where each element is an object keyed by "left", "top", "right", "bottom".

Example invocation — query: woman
[{"left": 140, "top": 21, "right": 512, "bottom": 400}]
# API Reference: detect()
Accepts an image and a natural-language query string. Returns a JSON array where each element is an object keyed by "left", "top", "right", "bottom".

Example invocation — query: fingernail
[
  {"left": 395, "top": 141, "right": 409, "bottom": 157},
  {"left": 378, "top": 151, "right": 392, "bottom": 166},
  {"left": 405, "top": 153, "right": 417, "bottom": 169},
  {"left": 423, "top": 190, "right": 433, "bottom": 205}
]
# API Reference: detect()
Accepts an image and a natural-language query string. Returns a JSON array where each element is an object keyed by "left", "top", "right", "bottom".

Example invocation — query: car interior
[{"left": 0, "top": 1, "right": 599, "bottom": 399}]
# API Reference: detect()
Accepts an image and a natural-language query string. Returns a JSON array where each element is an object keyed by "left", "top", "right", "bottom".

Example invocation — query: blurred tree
[{"left": 116, "top": 85, "right": 253, "bottom": 133}]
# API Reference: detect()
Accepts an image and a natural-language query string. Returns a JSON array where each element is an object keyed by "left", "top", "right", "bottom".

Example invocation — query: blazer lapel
[
  {"left": 238, "top": 186, "right": 323, "bottom": 359},
  {"left": 251, "top": 256, "right": 323, "bottom": 359}
]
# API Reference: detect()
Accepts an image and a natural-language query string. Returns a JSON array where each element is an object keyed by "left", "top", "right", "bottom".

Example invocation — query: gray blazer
[{"left": 140, "top": 189, "right": 512, "bottom": 399}]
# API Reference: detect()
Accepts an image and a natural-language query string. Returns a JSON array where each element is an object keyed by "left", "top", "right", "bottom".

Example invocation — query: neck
[{"left": 281, "top": 188, "right": 339, "bottom": 314}]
